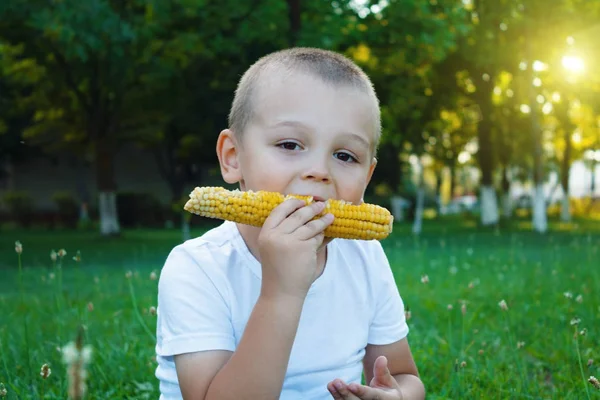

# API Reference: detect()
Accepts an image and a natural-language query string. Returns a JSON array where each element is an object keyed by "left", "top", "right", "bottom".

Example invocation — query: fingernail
[{"left": 334, "top": 381, "right": 343, "bottom": 389}]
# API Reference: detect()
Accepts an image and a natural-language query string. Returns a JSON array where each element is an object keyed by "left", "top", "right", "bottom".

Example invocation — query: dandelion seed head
[
  {"left": 588, "top": 359, "right": 593, "bottom": 367},
  {"left": 40, "top": 363, "right": 51, "bottom": 379},
  {"left": 420, "top": 275, "right": 430, "bottom": 284},
  {"left": 579, "top": 328, "right": 587, "bottom": 336},
  {"left": 149, "top": 306, "right": 157, "bottom": 316},
  {"left": 15, "top": 241, "right": 22, "bottom": 254},
  {"left": 564, "top": 291, "right": 573, "bottom": 299},
  {"left": 460, "top": 361, "right": 467, "bottom": 368},
  {"left": 150, "top": 271, "right": 157, "bottom": 280},
  {"left": 125, "top": 271, "right": 133, "bottom": 279},
  {"left": 517, "top": 341, "right": 525, "bottom": 349},
  {"left": 50, "top": 250, "right": 57, "bottom": 262},
  {"left": 57, "top": 249, "right": 67, "bottom": 258},
  {"left": 447, "top": 304, "right": 453, "bottom": 310},
  {"left": 570, "top": 317, "right": 581, "bottom": 326},
  {"left": 498, "top": 299, "right": 508, "bottom": 311},
  {"left": 576, "top": 294, "right": 583, "bottom": 303},
  {"left": 589, "top": 376, "right": 600, "bottom": 390},
  {"left": 0, "top": 383, "right": 6, "bottom": 397}
]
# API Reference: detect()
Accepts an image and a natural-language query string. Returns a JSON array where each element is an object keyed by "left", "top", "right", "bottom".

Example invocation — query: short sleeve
[
  {"left": 156, "top": 244, "right": 235, "bottom": 356},
  {"left": 367, "top": 242, "right": 409, "bottom": 345}
]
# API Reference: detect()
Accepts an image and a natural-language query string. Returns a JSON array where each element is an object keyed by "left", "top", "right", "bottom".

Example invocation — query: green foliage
[
  {"left": 1, "top": 190, "right": 33, "bottom": 227},
  {"left": 52, "top": 190, "right": 79, "bottom": 228},
  {"left": 116, "top": 192, "right": 165, "bottom": 228}
]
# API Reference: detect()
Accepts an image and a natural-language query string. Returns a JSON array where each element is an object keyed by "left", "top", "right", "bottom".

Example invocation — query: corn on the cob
[{"left": 184, "top": 186, "right": 393, "bottom": 240}]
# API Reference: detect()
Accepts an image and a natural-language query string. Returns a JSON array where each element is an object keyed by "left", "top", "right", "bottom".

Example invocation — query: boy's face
[{"left": 218, "top": 70, "right": 378, "bottom": 206}]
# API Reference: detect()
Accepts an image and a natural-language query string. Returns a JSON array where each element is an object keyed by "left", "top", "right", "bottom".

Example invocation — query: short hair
[{"left": 228, "top": 47, "right": 382, "bottom": 154}]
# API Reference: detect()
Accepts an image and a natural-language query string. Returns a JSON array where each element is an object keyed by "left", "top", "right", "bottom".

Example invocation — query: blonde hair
[{"left": 228, "top": 47, "right": 381, "bottom": 152}]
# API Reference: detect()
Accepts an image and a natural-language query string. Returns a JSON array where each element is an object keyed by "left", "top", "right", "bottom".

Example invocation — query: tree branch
[{"left": 45, "top": 41, "right": 92, "bottom": 115}]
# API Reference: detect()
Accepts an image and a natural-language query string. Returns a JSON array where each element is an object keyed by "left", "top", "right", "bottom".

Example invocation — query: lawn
[{"left": 0, "top": 216, "right": 599, "bottom": 399}]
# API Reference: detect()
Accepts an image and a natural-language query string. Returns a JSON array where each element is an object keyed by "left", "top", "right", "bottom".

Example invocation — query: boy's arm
[
  {"left": 362, "top": 339, "right": 425, "bottom": 399},
  {"left": 175, "top": 294, "right": 305, "bottom": 400},
  {"left": 327, "top": 338, "right": 425, "bottom": 399},
  {"left": 175, "top": 199, "right": 333, "bottom": 400}
]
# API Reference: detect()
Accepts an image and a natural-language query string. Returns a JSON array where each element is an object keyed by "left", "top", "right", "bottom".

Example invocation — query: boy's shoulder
[{"left": 164, "top": 221, "right": 242, "bottom": 271}]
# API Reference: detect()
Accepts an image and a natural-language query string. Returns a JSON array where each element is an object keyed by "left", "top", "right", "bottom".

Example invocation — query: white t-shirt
[{"left": 155, "top": 221, "right": 409, "bottom": 400}]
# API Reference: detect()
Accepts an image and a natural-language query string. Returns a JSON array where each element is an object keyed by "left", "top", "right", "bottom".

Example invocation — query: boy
[{"left": 155, "top": 48, "right": 425, "bottom": 400}]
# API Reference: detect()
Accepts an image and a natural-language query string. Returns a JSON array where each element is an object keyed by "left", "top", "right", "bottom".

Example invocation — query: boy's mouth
[{"left": 295, "top": 194, "right": 326, "bottom": 202}]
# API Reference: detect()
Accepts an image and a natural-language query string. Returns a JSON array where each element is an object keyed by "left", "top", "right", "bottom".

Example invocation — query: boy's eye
[
  {"left": 278, "top": 142, "right": 301, "bottom": 151},
  {"left": 334, "top": 152, "right": 358, "bottom": 163}
]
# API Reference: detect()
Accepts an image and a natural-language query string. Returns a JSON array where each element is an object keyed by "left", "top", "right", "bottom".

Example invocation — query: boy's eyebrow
[{"left": 272, "top": 120, "right": 371, "bottom": 148}]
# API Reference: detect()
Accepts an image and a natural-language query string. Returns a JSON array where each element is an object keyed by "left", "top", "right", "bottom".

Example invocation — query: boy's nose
[{"left": 302, "top": 164, "right": 331, "bottom": 183}]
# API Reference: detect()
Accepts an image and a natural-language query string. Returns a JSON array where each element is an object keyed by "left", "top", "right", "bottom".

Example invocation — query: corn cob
[{"left": 184, "top": 186, "right": 393, "bottom": 240}]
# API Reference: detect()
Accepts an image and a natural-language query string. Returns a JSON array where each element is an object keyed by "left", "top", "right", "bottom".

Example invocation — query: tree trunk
[
  {"left": 412, "top": 158, "right": 424, "bottom": 235},
  {"left": 75, "top": 159, "right": 91, "bottom": 226},
  {"left": 501, "top": 165, "right": 513, "bottom": 218},
  {"left": 181, "top": 211, "right": 191, "bottom": 242},
  {"left": 3, "top": 156, "right": 15, "bottom": 190},
  {"left": 449, "top": 161, "right": 457, "bottom": 200},
  {"left": 560, "top": 128, "right": 572, "bottom": 222},
  {"left": 527, "top": 51, "right": 547, "bottom": 233},
  {"left": 435, "top": 169, "right": 444, "bottom": 214},
  {"left": 474, "top": 73, "right": 499, "bottom": 226},
  {"left": 96, "top": 137, "right": 120, "bottom": 236},
  {"left": 480, "top": 186, "right": 499, "bottom": 225}
]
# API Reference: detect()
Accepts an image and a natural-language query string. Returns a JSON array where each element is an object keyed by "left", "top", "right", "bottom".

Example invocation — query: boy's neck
[{"left": 235, "top": 223, "right": 329, "bottom": 280}]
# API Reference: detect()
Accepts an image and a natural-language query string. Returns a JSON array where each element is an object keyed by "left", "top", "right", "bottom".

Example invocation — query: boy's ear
[
  {"left": 216, "top": 129, "right": 242, "bottom": 184},
  {"left": 366, "top": 157, "right": 377, "bottom": 185},
  {"left": 360, "top": 157, "right": 377, "bottom": 204}
]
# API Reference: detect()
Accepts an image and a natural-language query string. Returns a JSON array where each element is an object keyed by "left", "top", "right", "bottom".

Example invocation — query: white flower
[
  {"left": 498, "top": 299, "right": 508, "bottom": 311},
  {"left": 40, "top": 363, "right": 51, "bottom": 379}
]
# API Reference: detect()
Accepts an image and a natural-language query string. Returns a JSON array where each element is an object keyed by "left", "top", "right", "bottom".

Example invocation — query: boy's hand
[
  {"left": 258, "top": 198, "right": 334, "bottom": 301},
  {"left": 327, "top": 356, "right": 404, "bottom": 400}
]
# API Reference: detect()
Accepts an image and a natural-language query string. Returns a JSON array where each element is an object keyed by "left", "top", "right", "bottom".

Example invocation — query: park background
[{"left": 0, "top": 0, "right": 599, "bottom": 399}]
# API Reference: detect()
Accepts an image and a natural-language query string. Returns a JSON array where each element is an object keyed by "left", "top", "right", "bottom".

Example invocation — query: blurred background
[
  {"left": 1, "top": 1, "right": 600, "bottom": 399},
  {"left": 1, "top": 0, "right": 598, "bottom": 237}
]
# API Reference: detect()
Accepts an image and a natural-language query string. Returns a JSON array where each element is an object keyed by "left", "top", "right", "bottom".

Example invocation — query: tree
[{"left": 0, "top": 0, "right": 287, "bottom": 235}]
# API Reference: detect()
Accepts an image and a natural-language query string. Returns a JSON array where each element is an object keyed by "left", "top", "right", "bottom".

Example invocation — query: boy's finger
[
  {"left": 327, "top": 382, "right": 344, "bottom": 399},
  {"left": 329, "top": 379, "right": 362, "bottom": 399},
  {"left": 372, "top": 356, "right": 396, "bottom": 387},
  {"left": 296, "top": 213, "right": 334, "bottom": 240},
  {"left": 277, "top": 200, "right": 326, "bottom": 233},
  {"left": 262, "top": 198, "right": 307, "bottom": 230},
  {"left": 347, "top": 383, "right": 389, "bottom": 399}
]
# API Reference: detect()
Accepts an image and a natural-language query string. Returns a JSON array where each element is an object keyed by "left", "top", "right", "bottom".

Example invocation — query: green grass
[{"left": 0, "top": 217, "right": 599, "bottom": 399}]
